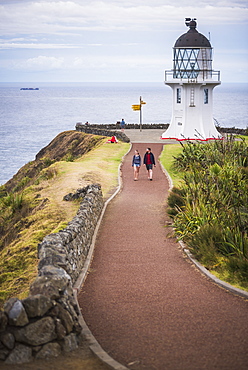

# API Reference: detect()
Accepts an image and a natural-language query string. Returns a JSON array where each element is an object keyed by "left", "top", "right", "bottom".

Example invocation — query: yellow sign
[
  {"left": 140, "top": 101, "right": 146, "bottom": 104},
  {"left": 132, "top": 105, "right": 141, "bottom": 111}
]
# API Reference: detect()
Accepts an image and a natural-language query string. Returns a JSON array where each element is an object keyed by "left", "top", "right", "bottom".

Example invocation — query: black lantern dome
[
  {"left": 172, "top": 19, "right": 213, "bottom": 79},
  {"left": 174, "top": 19, "right": 211, "bottom": 48}
]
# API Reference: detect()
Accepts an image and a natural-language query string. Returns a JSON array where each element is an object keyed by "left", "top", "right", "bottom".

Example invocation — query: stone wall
[
  {"left": 0, "top": 184, "right": 104, "bottom": 364},
  {"left": 76, "top": 122, "right": 248, "bottom": 137},
  {"left": 75, "top": 122, "right": 169, "bottom": 137},
  {"left": 75, "top": 123, "right": 130, "bottom": 142}
]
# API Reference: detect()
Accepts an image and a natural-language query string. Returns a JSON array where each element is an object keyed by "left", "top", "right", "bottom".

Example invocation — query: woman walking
[{"left": 132, "top": 149, "right": 141, "bottom": 181}]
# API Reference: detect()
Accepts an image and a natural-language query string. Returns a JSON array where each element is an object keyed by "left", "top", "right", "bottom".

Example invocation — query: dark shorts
[{"left": 146, "top": 164, "right": 153, "bottom": 170}]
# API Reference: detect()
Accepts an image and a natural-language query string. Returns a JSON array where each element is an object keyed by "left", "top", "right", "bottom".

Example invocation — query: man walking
[{"left": 143, "top": 147, "right": 156, "bottom": 181}]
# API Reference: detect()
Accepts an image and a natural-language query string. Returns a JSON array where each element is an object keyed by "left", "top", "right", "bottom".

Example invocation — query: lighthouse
[{"left": 161, "top": 19, "right": 222, "bottom": 141}]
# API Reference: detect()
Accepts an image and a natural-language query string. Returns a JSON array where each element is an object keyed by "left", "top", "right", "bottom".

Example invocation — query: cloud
[
  {"left": 0, "top": 42, "right": 81, "bottom": 50},
  {"left": 9, "top": 54, "right": 167, "bottom": 71},
  {"left": 72, "top": 54, "right": 168, "bottom": 69},
  {"left": 1, "top": 0, "right": 247, "bottom": 38},
  {"left": 12, "top": 56, "right": 65, "bottom": 71},
  {"left": 0, "top": 0, "right": 247, "bottom": 82}
]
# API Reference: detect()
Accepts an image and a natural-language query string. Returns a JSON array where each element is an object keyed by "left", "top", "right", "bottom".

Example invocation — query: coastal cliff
[{"left": 3, "top": 130, "right": 103, "bottom": 193}]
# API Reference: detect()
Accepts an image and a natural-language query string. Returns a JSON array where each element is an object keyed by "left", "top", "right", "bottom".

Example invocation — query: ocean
[{"left": 0, "top": 82, "right": 247, "bottom": 185}]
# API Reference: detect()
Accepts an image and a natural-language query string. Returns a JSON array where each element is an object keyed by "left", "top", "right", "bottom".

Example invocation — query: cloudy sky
[{"left": 0, "top": 0, "right": 247, "bottom": 83}]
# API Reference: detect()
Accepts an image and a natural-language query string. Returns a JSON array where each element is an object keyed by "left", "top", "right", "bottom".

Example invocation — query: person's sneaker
[{"left": 150, "top": 178, "right": 153, "bottom": 181}]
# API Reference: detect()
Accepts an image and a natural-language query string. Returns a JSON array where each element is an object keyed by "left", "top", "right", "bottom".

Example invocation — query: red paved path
[{"left": 78, "top": 143, "right": 248, "bottom": 370}]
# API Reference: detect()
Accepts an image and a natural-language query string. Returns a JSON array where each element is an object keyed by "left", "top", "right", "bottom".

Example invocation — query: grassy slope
[
  {"left": 0, "top": 137, "right": 130, "bottom": 307},
  {"left": 159, "top": 143, "right": 183, "bottom": 187}
]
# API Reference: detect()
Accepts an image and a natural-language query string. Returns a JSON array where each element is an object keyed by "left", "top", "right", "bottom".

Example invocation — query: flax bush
[{"left": 168, "top": 136, "right": 248, "bottom": 286}]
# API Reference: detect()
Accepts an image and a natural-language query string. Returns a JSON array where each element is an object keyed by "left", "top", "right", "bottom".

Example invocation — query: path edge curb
[
  {"left": 73, "top": 143, "right": 132, "bottom": 370},
  {"left": 160, "top": 161, "right": 248, "bottom": 300},
  {"left": 180, "top": 242, "right": 248, "bottom": 299}
]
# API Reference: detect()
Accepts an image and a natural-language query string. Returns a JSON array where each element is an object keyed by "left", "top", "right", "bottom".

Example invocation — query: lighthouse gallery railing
[{"left": 164, "top": 70, "right": 221, "bottom": 82}]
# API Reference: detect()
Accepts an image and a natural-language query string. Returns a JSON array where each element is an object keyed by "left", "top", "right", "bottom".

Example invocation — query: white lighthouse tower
[{"left": 161, "top": 19, "right": 222, "bottom": 141}]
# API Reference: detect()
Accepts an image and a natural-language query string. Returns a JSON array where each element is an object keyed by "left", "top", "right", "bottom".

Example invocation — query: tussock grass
[{"left": 162, "top": 136, "right": 248, "bottom": 292}]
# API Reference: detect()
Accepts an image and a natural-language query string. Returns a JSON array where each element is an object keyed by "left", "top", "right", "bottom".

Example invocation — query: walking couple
[{"left": 132, "top": 147, "right": 156, "bottom": 181}]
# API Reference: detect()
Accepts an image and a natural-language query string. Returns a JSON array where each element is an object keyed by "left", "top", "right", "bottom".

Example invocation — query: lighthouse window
[
  {"left": 177, "top": 88, "right": 181, "bottom": 103},
  {"left": 204, "top": 88, "right": 209, "bottom": 104}
]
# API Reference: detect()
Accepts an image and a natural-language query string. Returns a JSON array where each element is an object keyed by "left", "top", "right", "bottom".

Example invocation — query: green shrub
[
  {"left": 167, "top": 187, "right": 185, "bottom": 218},
  {"left": 0, "top": 192, "right": 23, "bottom": 212},
  {"left": 171, "top": 136, "right": 248, "bottom": 286},
  {"left": 39, "top": 167, "right": 58, "bottom": 181},
  {"left": 188, "top": 223, "right": 222, "bottom": 269},
  {"left": 13, "top": 176, "right": 30, "bottom": 192},
  {"left": 43, "top": 158, "right": 55, "bottom": 167},
  {"left": 227, "top": 257, "right": 248, "bottom": 282},
  {"left": 64, "top": 153, "right": 75, "bottom": 162},
  {"left": 167, "top": 187, "right": 185, "bottom": 207}
]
